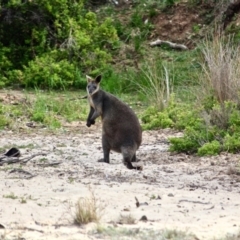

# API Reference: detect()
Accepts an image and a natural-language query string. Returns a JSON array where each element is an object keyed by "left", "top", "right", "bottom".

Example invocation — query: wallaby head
[{"left": 86, "top": 75, "right": 102, "bottom": 96}]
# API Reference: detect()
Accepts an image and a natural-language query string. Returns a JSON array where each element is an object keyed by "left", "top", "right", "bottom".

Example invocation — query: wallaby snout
[{"left": 87, "top": 83, "right": 98, "bottom": 94}]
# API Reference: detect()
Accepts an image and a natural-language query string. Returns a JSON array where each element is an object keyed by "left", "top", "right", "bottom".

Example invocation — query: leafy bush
[
  {"left": 197, "top": 140, "right": 221, "bottom": 156},
  {"left": 0, "top": 0, "right": 119, "bottom": 89},
  {"left": 223, "top": 133, "right": 240, "bottom": 153},
  {"left": 167, "top": 34, "right": 240, "bottom": 156},
  {"left": 169, "top": 136, "right": 200, "bottom": 154},
  {"left": 142, "top": 96, "right": 240, "bottom": 155},
  {"left": 141, "top": 97, "right": 202, "bottom": 131},
  {"left": 168, "top": 102, "right": 240, "bottom": 155},
  {"left": 22, "top": 54, "right": 76, "bottom": 89}
]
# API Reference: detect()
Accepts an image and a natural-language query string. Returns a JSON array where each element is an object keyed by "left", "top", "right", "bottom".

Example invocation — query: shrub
[
  {"left": 169, "top": 34, "right": 240, "bottom": 155},
  {"left": 197, "top": 140, "right": 221, "bottom": 156},
  {"left": 22, "top": 53, "right": 76, "bottom": 89},
  {"left": 223, "top": 133, "right": 240, "bottom": 153},
  {"left": 169, "top": 136, "right": 200, "bottom": 154},
  {"left": 141, "top": 98, "right": 202, "bottom": 131},
  {"left": 0, "top": 0, "right": 119, "bottom": 89}
]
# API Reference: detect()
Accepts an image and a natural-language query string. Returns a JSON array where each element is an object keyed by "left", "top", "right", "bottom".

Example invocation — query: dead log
[{"left": 149, "top": 39, "right": 188, "bottom": 50}]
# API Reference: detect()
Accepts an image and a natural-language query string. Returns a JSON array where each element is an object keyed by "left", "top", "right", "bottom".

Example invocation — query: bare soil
[
  {"left": 0, "top": 123, "right": 240, "bottom": 240},
  {"left": 151, "top": 2, "right": 208, "bottom": 48}
]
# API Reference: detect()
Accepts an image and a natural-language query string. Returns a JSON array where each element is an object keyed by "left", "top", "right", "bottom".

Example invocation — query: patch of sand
[{"left": 0, "top": 125, "right": 240, "bottom": 239}]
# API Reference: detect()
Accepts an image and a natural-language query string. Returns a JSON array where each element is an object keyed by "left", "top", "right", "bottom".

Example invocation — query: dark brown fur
[{"left": 86, "top": 75, "right": 142, "bottom": 170}]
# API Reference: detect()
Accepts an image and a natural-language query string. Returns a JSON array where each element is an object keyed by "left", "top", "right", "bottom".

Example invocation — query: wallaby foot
[
  {"left": 136, "top": 165, "right": 143, "bottom": 171},
  {"left": 123, "top": 159, "right": 142, "bottom": 171},
  {"left": 98, "top": 158, "right": 109, "bottom": 163}
]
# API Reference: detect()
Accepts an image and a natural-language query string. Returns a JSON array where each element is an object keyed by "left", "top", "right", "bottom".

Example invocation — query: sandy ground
[{"left": 0, "top": 123, "right": 240, "bottom": 240}]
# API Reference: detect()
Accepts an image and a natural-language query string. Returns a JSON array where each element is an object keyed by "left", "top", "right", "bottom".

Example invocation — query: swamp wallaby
[{"left": 86, "top": 75, "right": 142, "bottom": 170}]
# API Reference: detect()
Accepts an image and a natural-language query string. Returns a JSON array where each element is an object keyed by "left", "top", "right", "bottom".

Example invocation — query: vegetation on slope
[{"left": 2, "top": 0, "right": 240, "bottom": 156}]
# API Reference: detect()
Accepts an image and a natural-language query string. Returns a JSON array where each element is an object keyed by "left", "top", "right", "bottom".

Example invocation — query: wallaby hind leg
[
  {"left": 98, "top": 135, "right": 110, "bottom": 163},
  {"left": 131, "top": 154, "right": 136, "bottom": 162},
  {"left": 122, "top": 148, "right": 142, "bottom": 170},
  {"left": 123, "top": 156, "right": 142, "bottom": 170}
]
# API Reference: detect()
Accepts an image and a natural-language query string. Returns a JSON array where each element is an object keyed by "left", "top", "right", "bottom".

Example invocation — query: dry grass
[
  {"left": 198, "top": 32, "right": 240, "bottom": 128},
  {"left": 200, "top": 33, "right": 240, "bottom": 106},
  {"left": 118, "top": 213, "right": 136, "bottom": 225},
  {"left": 135, "top": 57, "right": 172, "bottom": 111},
  {"left": 74, "top": 190, "right": 103, "bottom": 225}
]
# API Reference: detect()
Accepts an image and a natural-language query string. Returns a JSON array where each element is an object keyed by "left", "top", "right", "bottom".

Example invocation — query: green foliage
[
  {"left": 0, "top": 90, "right": 88, "bottom": 130},
  {"left": 197, "top": 140, "right": 221, "bottom": 156},
  {"left": 162, "top": 0, "right": 179, "bottom": 7},
  {"left": 0, "top": 0, "right": 119, "bottom": 89},
  {"left": 142, "top": 95, "right": 240, "bottom": 155},
  {"left": 130, "top": 56, "right": 173, "bottom": 111},
  {"left": 223, "top": 133, "right": 240, "bottom": 153},
  {"left": 100, "top": 67, "right": 132, "bottom": 94},
  {"left": 0, "top": 104, "right": 9, "bottom": 129},
  {"left": 161, "top": 34, "right": 240, "bottom": 156},
  {"left": 141, "top": 107, "right": 173, "bottom": 130},
  {"left": 169, "top": 136, "right": 199, "bottom": 154},
  {"left": 22, "top": 54, "right": 76, "bottom": 89},
  {"left": 141, "top": 97, "right": 202, "bottom": 131},
  {"left": 166, "top": 49, "right": 201, "bottom": 86},
  {"left": 98, "top": 0, "right": 154, "bottom": 56},
  {"left": 29, "top": 91, "right": 88, "bottom": 128},
  {"left": 171, "top": 102, "right": 240, "bottom": 155}
]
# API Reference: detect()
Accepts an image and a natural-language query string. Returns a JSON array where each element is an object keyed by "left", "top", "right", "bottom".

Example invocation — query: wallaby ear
[
  {"left": 95, "top": 75, "right": 102, "bottom": 84},
  {"left": 86, "top": 75, "right": 93, "bottom": 83}
]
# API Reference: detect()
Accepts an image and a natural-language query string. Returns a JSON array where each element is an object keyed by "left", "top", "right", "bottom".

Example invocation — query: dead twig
[
  {"left": 178, "top": 199, "right": 211, "bottom": 205},
  {"left": 36, "top": 162, "right": 62, "bottom": 167},
  {"left": 21, "top": 153, "right": 47, "bottom": 163},
  {"left": 0, "top": 157, "right": 21, "bottom": 165},
  {"left": 203, "top": 205, "right": 215, "bottom": 210}
]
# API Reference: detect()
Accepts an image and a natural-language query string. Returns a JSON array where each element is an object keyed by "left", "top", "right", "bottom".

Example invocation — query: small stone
[{"left": 139, "top": 215, "right": 148, "bottom": 221}]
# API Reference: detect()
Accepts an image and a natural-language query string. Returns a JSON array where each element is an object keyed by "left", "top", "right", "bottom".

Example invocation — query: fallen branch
[
  {"left": 0, "top": 153, "right": 47, "bottom": 165},
  {"left": 150, "top": 39, "right": 188, "bottom": 50},
  {"left": 0, "top": 157, "right": 21, "bottom": 165},
  {"left": 8, "top": 168, "right": 36, "bottom": 179}
]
